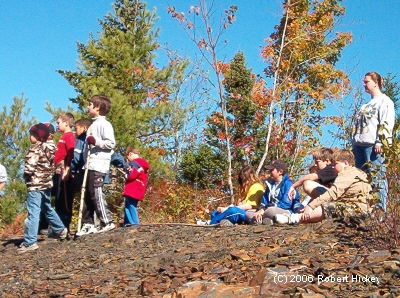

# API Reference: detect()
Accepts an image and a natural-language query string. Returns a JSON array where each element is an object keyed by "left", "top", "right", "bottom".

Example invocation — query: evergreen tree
[{"left": 57, "top": 0, "right": 188, "bottom": 177}]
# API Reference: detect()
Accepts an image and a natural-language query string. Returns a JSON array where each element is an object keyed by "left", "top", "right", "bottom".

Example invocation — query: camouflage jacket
[{"left": 24, "top": 141, "right": 56, "bottom": 191}]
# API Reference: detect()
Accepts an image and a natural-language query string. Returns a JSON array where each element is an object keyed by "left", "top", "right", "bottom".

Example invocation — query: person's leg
[
  {"left": 245, "top": 209, "right": 256, "bottom": 223},
  {"left": 92, "top": 171, "right": 113, "bottom": 226},
  {"left": 298, "top": 206, "right": 325, "bottom": 223},
  {"left": 353, "top": 145, "right": 372, "bottom": 172},
  {"left": 42, "top": 188, "right": 65, "bottom": 234},
  {"left": 124, "top": 196, "right": 140, "bottom": 225},
  {"left": 303, "top": 180, "right": 328, "bottom": 199},
  {"left": 368, "top": 148, "right": 388, "bottom": 211},
  {"left": 263, "top": 206, "right": 290, "bottom": 219},
  {"left": 23, "top": 191, "right": 41, "bottom": 246}
]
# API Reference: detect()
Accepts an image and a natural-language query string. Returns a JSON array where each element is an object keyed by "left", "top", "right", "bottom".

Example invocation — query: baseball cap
[{"left": 264, "top": 160, "right": 288, "bottom": 173}]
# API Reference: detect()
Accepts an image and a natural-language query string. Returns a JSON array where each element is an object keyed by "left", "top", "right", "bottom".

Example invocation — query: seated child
[
  {"left": 275, "top": 149, "right": 372, "bottom": 224},
  {"left": 122, "top": 147, "right": 149, "bottom": 226},
  {"left": 249, "top": 160, "right": 300, "bottom": 225},
  {"left": 210, "top": 166, "right": 264, "bottom": 225}
]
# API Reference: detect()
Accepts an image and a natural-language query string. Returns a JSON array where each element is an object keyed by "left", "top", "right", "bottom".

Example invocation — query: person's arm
[
  {"left": 376, "top": 97, "right": 395, "bottom": 150},
  {"left": 0, "top": 182, "right": 5, "bottom": 192},
  {"left": 289, "top": 173, "right": 319, "bottom": 198},
  {"left": 308, "top": 173, "right": 347, "bottom": 210}
]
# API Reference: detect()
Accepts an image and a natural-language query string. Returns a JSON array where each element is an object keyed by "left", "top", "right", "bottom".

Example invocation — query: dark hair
[
  {"left": 89, "top": 95, "right": 112, "bottom": 116},
  {"left": 365, "top": 71, "right": 383, "bottom": 90},
  {"left": 75, "top": 118, "right": 92, "bottom": 129}
]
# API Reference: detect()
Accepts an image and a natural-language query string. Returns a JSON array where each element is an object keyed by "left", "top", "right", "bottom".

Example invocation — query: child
[
  {"left": 288, "top": 147, "right": 337, "bottom": 202},
  {"left": 38, "top": 122, "right": 56, "bottom": 235},
  {"left": 275, "top": 149, "right": 373, "bottom": 224},
  {"left": 210, "top": 166, "right": 264, "bottom": 226},
  {"left": 76, "top": 95, "right": 116, "bottom": 235},
  {"left": 250, "top": 160, "right": 300, "bottom": 225},
  {"left": 54, "top": 113, "right": 76, "bottom": 231},
  {"left": 122, "top": 147, "right": 149, "bottom": 226},
  {"left": 18, "top": 123, "right": 67, "bottom": 254}
]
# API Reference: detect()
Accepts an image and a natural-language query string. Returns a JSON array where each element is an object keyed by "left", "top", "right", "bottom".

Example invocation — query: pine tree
[{"left": 57, "top": 0, "right": 188, "bottom": 174}]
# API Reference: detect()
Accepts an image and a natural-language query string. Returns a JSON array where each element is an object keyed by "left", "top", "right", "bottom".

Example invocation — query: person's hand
[
  {"left": 61, "top": 170, "right": 70, "bottom": 181},
  {"left": 87, "top": 136, "right": 96, "bottom": 145},
  {"left": 301, "top": 205, "right": 313, "bottom": 222},
  {"left": 254, "top": 209, "right": 265, "bottom": 224},
  {"left": 217, "top": 206, "right": 227, "bottom": 213},
  {"left": 288, "top": 186, "right": 296, "bottom": 200},
  {"left": 374, "top": 144, "right": 383, "bottom": 154}
]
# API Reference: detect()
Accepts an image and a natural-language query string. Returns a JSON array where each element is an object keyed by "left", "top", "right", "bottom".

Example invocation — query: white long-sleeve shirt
[{"left": 352, "top": 94, "right": 395, "bottom": 146}]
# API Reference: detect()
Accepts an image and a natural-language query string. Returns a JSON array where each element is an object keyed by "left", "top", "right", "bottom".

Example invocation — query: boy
[
  {"left": 251, "top": 160, "right": 300, "bottom": 225},
  {"left": 122, "top": 147, "right": 149, "bottom": 226},
  {"left": 288, "top": 147, "right": 337, "bottom": 202},
  {"left": 18, "top": 123, "right": 67, "bottom": 254},
  {"left": 38, "top": 122, "right": 56, "bottom": 235},
  {"left": 275, "top": 149, "right": 373, "bottom": 224},
  {"left": 54, "top": 113, "right": 76, "bottom": 231},
  {"left": 76, "top": 95, "right": 116, "bottom": 235}
]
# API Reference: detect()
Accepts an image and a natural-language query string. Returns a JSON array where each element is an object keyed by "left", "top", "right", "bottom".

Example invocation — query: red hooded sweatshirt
[{"left": 122, "top": 158, "right": 149, "bottom": 200}]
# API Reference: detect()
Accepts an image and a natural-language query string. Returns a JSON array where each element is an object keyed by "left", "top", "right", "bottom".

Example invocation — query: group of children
[
  {"left": 211, "top": 147, "right": 373, "bottom": 227},
  {"left": 19, "top": 95, "right": 149, "bottom": 254}
]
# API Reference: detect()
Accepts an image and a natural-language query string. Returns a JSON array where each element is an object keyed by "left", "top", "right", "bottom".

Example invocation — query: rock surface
[{"left": 1, "top": 220, "right": 400, "bottom": 297}]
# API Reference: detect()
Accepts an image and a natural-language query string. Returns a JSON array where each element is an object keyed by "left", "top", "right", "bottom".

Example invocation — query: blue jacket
[
  {"left": 259, "top": 174, "right": 301, "bottom": 212},
  {"left": 70, "top": 132, "right": 87, "bottom": 182}
]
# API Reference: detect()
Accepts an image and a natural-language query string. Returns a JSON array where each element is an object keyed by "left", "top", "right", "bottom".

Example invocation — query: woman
[
  {"left": 352, "top": 71, "right": 395, "bottom": 211},
  {"left": 210, "top": 166, "right": 264, "bottom": 225}
]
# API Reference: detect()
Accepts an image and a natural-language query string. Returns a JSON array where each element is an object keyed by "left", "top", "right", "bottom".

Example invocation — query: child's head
[
  {"left": 126, "top": 147, "right": 140, "bottom": 162},
  {"left": 88, "top": 95, "right": 112, "bottom": 117},
  {"left": 312, "top": 147, "right": 334, "bottom": 170},
  {"left": 43, "top": 122, "right": 55, "bottom": 140},
  {"left": 264, "top": 160, "right": 288, "bottom": 182},
  {"left": 29, "top": 123, "right": 50, "bottom": 143},
  {"left": 74, "top": 118, "right": 92, "bottom": 137},
  {"left": 238, "top": 166, "right": 262, "bottom": 197},
  {"left": 56, "top": 113, "right": 75, "bottom": 133},
  {"left": 332, "top": 149, "right": 355, "bottom": 173}
]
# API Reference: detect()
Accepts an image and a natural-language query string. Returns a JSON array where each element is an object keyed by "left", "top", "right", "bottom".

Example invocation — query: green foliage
[
  {"left": 0, "top": 179, "right": 27, "bottom": 226},
  {"left": 179, "top": 144, "right": 226, "bottom": 188},
  {"left": 57, "top": 0, "right": 188, "bottom": 174}
]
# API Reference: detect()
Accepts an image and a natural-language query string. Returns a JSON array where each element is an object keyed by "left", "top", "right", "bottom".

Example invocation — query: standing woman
[{"left": 352, "top": 71, "right": 395, "bottom": 211}]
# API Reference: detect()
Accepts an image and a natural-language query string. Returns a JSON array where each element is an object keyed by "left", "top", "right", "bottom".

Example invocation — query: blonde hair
[
  {"left": 312, "top": 147, "right": 334, "bottom": 161},
  {"left": 333, "top": 149, "right": 355, "bottom": 166},
  {"left": 126, "top": 147, "right": 140, "bottom": 156},
  {"left": 238, "top": 166, "right": 262, "bottom": 199},
  {"left": 57, "top": 113, "right": 75, "bottom": 128}
]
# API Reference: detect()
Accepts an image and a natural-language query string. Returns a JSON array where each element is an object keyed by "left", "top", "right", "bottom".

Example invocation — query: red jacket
[{"left": 122, "top": 158, "right": 149, "bottom": 200}]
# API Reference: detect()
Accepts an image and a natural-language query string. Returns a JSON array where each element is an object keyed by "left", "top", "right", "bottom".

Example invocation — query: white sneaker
[
  {"left": 76, "top": 223, "right": 97, "bottom": 236},
  {"left": 196, "top": 219, "right": 210, "bottom": 225},
  {"left": 274, "top": 213, "right": 299, "bottom": 225},
  {"left": 274, "top": 214, "right": 290, "bottom": 224},
  {"left": 96, "top": 222, "right": 115, "bottom": 233}
]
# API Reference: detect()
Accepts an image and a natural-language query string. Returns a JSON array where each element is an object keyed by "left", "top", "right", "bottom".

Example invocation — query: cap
[
  {"left": 43, "top": 122, "right": 55, "bottom": 134},
  {"left": 264, "top": 160, "right": 288, "bottom": 173},
  {"left": 29, "top": 123, "right": 50, "bottom": 142}
]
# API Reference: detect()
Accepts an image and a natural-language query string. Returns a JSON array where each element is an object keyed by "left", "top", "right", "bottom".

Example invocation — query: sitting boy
[
  {"left": 288, "top": 147, "right": 337, "bottom": 203},
  {"left": 275, "top": 149, "right": 372, "bottom": 224},
  {"left": 249, "top": 160, "right": 300, "bottom": 225}
]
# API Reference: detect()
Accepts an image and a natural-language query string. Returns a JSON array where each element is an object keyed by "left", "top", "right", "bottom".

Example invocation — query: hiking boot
[
  {"left": 96, "top": 222, "right": 115, "bottom": 233},
  {"left": 219, "top": 219, "right": 234, "bottom": 226},
  {"left": 39, "top": 229, "right": 49, "bottom": 235},
  {"left": 48, "top": 227, "right": 68, "bottom": 239},
  {"left": 76, "top": 223, "right": 97, "bottom": 236},
  {"left": 17, "top": 243, "right": 39, "bottom": 254}
]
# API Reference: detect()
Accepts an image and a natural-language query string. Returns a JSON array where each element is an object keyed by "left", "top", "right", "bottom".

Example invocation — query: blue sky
[{"left": 1, "top": 0, "right": 399, "bottom": 142}]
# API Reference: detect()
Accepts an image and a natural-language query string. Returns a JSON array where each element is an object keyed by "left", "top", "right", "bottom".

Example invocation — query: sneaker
[
  {"left": 96, "top": 222, "right": 115, "bottom": 233},
  {"left": 219, "top": 219, "right": 234, "bottom": 226},
  {"left": 262, "top": 218, "right": 273, "bottom": 225},
  {"left": 48, "top": 227, "right": 68, "bottom": 239},
  {"left": 17, "top": 243, "right": 39, "bottom": 254},
  {"left": 39, "top": 229, "right": 49, "bottom": 235},
  {"left": 274, "top": 213, "right": 300, "bottom": 225},
  {"left": 196, "top": 219, "right": 210, "bottom": 225},
  {"left": 76, "top": 223, "right": 97, "bottom": 236}
]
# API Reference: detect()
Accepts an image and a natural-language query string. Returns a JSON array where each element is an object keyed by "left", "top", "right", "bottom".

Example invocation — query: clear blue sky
[{"left": 1, "top": 0, "right": 399, "bottom": 135}]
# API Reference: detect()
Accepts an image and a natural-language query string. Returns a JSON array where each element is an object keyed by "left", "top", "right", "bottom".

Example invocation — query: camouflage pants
[{"left": 322, "top": 202, "right": 369, "bottom": 220}]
